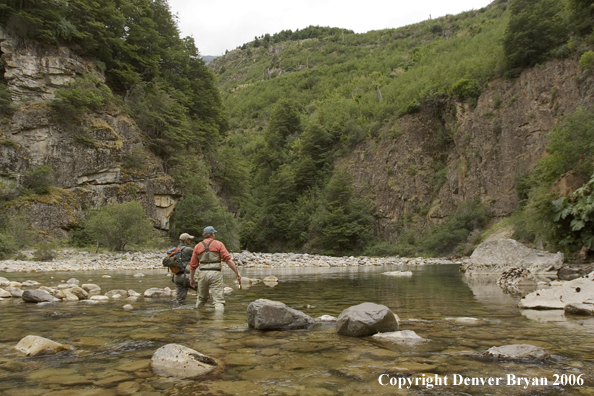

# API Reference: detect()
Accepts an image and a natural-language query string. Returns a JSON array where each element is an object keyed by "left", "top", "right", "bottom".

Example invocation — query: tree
[
  {"left": 503, "top": 0, "right": 568, "bottom": 70},
  {"left": 84, "top": 201, "right": 153, "bottom": 251},
  {"left": 568, "top": 0, "right": 594, "bottom": 36}
]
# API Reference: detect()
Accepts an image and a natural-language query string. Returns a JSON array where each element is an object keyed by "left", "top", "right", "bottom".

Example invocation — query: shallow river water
[{"left": 1, "top": 264, "right": 594, "bottom": 396}]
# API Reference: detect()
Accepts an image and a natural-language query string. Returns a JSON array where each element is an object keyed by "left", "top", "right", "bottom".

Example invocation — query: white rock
[
  {"left": 446, "top": 317, "right": 483, "bottom": 325},
  {"left": 90, "top": 296, "right": 109, "bottom": 302},
  {"left": 128, "top": 290, "right": 141, "bottom": 297},
  {"left": 316, "top": 315, "right": 337, "bottom": 322},
  {"left": 223, "top": 287, "right": 233, "bottom": 294},
  {"left": 0, "top": 288, "right": 11, "bottom": 298},
  {"left": 21, "top": 280, "right": 41, "bottom": 287},
  {"left": 133, "top": 273, "right": 145, "bottom": 277},
  {"left": 372, "top": 330, "right": 427, "bottom": 343},
  {"left": 66, "top": 278, "right": 80, "bottom": 285},
  {"left": 519, "top": 272, "right": 594, "bottom": 309},
  {"left": 151, "top": 344, "right": 218, "bottom": 378},
  {"left": 382, "top": 271, "right": 413, "bottom": 277},
  {"left": 123, "top": 304, "right": 134, "bottom": 310},
  {"left": 102, "top": 275, "right": 111, "bottom": 278}
]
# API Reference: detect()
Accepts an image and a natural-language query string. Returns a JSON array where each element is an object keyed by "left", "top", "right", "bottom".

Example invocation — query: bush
[
  {"left": 84, "top": 201, "right": 153, "bottom": 251},
  {"left": 33, "top": 242, "right": 57, "bottom": 261},
  {"left": 451, "top": 78, "right": 482, "bottom": 100},
  {"left": 51, "top": 75, "right": 114, "bottom": 122},
  {"left": 0, "top": 232, "right": 17, "bottom": 259},
  {"left": 579, "top": 51, "right": 594, "bottom": 73},
  {"left": 21, "top": 165, "right": 55, "bottom": 195}
]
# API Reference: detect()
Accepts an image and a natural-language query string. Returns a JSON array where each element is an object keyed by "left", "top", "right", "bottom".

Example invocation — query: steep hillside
[{"left": 210, "top": 0, "right": 594, "bottom": 257}]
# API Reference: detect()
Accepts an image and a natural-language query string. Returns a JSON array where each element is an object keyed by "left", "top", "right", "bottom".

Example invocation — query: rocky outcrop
[
  {"left": 150, "top": 344, "right": 218, "bottom": 378},
  {"left": 342, "top": 58, "right": 594, "bottom": 239},
  {"left": 246, "top": 299, "right": 314, "bottom": 330},
  {"left": 336, "top": 302, "right": 399, "bottom": 337},
  {"left": 518, "top": 271, "right": 594, "bottom": 309},
  {"left": 480, "top": 344, "right": 549, "bottom": 362},
  {"left": 461, "top": 239, "right": 564, "bottom": 276},
  {"left": 0, "top": 27, "right": 181, "bottom": 237},
  {"left": 15, "top": 335, "right": 70, "bottom": 356}
]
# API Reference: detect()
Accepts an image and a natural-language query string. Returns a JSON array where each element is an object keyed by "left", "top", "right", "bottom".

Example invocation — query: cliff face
[
  {"left": 0, "top": 28, "right": 180, "bottom": 237},
  {"left": 343, "top": 57, "right": 594, "bottom": 238}
]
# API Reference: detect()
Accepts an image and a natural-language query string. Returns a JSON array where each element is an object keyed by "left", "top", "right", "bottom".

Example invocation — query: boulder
[
  {"left": 128, "top": 290, "right": 141, "bottom": 297},
  {"left": 62, "top": 290, "right": 80, "bottom": 301},
  {"left": 480, "top": 344, "right": 549, "bottom": 362},
  {"left": 144, "top": 287, "right": 172, "bottom": 298},
  {"left": 372, "top": 330, "right": 427, "bottom": 343},
  {"left": 21, "top": 280, "right": 41, "bottom": 287},
  {"left": 336, "top": 303, "right": 399, "bottom": 337},
  {"left": 81, "top": 284, "right": 102, "bottom": 295},
  {"left": 151, "top": 343, "right": 218, "bottom": 378},
  {"left": 0, "top": 277, "right": 10, "bottom": 287},
  {"left": 564, "top": 303, "right": 594, "bottom": 315},
  {"left": 22, "top": 289, "right": 60, "bottom": 303},
  {"left": 5, "top": 286, "right": 23, "bottom": 298},
  {"left": 15, "top": 335, "right": 70, "bottom": 356},
  {"left": 246, "top": 299, "right": 314, "bottom": 330},
  {"left": 66, "top": 278, "right": 80, "bottom": 285},
  {"left": 106, "top": 289, "right": 129, "bottom": 298},
  {"left": 0, "top": 288, "right": 11, "bottom": 298},
  {"left": 68, "top": 286, "right": 89, "bottom": 300},
  {"left": 519, "top": 272, "right": 594, "bottom": 309},
  {"left": 462, "top": 239, "right": 564, "bottom": 275}
]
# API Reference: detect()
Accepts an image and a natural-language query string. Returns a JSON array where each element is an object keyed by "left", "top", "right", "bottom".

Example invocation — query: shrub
[
  {"left": 84, "top": 201, "right": 153, "bottom": 251},
  {"left": 579, "top": 51, "right": 594, "bottom": 73},
  {"left": 33, "top": 242, "right": 57, "bottom": 261},
  {"left": 123, "top": 145, "right": 147, "bottom": 171},
  {"left": 21, "top": 165, "right": 55, "bottom": 195},
  {"left": 51, "top": 75, "right": 114, "bottom": 122},
  {"left": 0, "top": 232, "right": 17, "bottom": 259},
  {"left": 451, "top": 78, "right": 482, "bottom": 100}
]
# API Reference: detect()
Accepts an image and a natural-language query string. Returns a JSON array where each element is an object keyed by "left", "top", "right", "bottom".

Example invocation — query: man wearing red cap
[{"left": 189, "top": 226, "right": 241, "bottom": 312}]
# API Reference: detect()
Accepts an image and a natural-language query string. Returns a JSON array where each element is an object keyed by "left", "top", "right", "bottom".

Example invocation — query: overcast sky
[{"left": 167, "top": 0, "right": 495, "bottom": 56}]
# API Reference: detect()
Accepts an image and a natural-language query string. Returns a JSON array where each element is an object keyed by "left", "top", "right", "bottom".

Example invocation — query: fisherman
[
  {"left": 172, "top": 232, "right": 196, "bottom": 304},
  {"left": 189, "top": 226, "right": 241, "bottom": 312}
]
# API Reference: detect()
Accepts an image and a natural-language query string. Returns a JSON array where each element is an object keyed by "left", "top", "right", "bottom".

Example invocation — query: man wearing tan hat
[
  {"left": 189, "top": 226, "right": 241, "bottom": 312},
  {"left": 172, "top": 232, "right": 195, "bottom": 304}
]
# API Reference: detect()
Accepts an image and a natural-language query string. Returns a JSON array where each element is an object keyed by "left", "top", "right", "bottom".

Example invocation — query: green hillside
[{"left": 209, "top": 0, "right": 594, "bottom": 258}]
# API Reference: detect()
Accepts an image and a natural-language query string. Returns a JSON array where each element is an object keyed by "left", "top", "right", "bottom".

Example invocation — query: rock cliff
[
  {"left": 342, "top": 57, "right": 594, "bottom": 238},
  {"left": 0, "top": 27, "right": 180, "bottom": 237}
]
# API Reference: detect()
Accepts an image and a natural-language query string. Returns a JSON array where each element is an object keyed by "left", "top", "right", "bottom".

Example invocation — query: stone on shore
[
  {"left": 22, "top": 289, "right": 60, "bottom": 303},
  {"left": 316, "top": 315, "right": 338, "bottom": 322},
  {"left": 336, "top": 302, "right": 399, "bottom": 337},
  {"left": 246, "top": 299, "right": 314, "bottom": 330},
  {"left": 372, "top": 330, "right": 427, "bottom": 343},
  {"left": 15, "top": 335, "right": 70, "bottom": 356},
  {"left": 480, "top": 344, "right": 549, "bottom": 362},
  {"left": 144, "top": 287, "right": 172, "bottom": 298},
  {"left": 462, "top": 239, "right": 564, "bottom": 276},
  {"left": 151, "top": 343, "right": 218, "bottom": 378},
  {"left": 519, "top": 271, "right": 594, "bottom": 309}
]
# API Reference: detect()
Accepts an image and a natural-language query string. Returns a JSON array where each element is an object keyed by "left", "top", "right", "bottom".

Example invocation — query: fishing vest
[{"left": 198, "top": 240, "right": 222, "bottom": 271}]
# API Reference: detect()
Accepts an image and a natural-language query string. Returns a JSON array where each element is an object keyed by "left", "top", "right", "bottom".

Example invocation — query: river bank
[{"left": 0, "top": 249, "right": 465, "bottom": 272}]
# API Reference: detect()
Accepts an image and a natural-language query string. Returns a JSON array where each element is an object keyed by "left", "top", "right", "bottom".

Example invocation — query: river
[{"left": 0, "top": 264, "right": 593, "bottom": 395}]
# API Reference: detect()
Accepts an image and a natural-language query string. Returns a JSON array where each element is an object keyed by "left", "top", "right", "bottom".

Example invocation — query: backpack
[{"left": 162, "top": 247, "right": 184, "bottom": 274}]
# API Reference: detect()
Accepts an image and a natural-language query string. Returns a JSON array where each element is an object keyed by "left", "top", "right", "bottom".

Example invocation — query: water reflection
[{"left": 0, "top": 264, "right": 593, "bottom": 395}]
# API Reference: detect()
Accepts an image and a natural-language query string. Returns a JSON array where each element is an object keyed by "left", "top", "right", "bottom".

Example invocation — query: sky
[{"left": 167, "top": 0, "right": 495, "bottom": 56}]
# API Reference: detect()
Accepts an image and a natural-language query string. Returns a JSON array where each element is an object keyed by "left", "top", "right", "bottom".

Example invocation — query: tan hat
[{"left": 179, "top": 233, "right": 195, "bottom": 241}]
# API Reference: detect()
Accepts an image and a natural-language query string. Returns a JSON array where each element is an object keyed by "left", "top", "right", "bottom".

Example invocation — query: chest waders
[{"left": 198, "top": 240, "right": 222, "bottom": 271}]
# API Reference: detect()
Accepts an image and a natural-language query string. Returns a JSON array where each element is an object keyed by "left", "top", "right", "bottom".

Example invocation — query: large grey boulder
[
  {"left": 246, "top": 299, "right": 314, "bottom": 330},
  {"left": 519, "top": 271, "right": 594, "bottom": 309},
  {"left": 480, "top": 344, "right": 549, "bottom": 362},
  {"left": 462, "top": 239, "right": 563, "bottom": 276},
  {"left": 15, "top": 335, "right": 70, "bottom": 356},
  {"left": 151, "top": 344, "right": 218, "bottom": 378},
  {"left": 336, "top": 302, "right": 399, "bottom": 337},
  {"left": 22, "top": 289, "right": 60, "bottom": 303}
]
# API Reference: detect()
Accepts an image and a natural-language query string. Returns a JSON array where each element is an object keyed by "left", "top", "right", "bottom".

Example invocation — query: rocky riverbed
[{"left": 0, "top": 249, "right": 464, "bottom": 272}]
